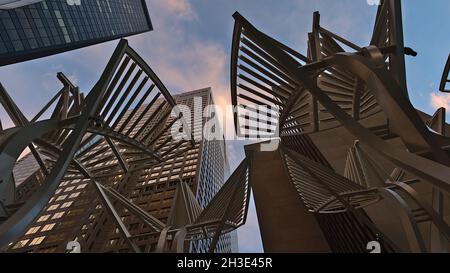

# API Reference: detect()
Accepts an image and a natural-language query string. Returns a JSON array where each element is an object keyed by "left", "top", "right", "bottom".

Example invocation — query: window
[
  {"left": 60, "top": 201, "right": 73, "bottom": 208},
  {"left": 47, "top": 204, "right": 59, "bottom": 211},
  {"left": 52, "top": 212, "right": 65, "bottom": 219},
  {"left": 41, "top": 223, "right": 55, "bottom": 232},
  {"left": 12, "top": 239, "right": 29, "bottom": 249},
  {"left": 76, "top": 184, "right": 87, "bottom": 190},
  {"left": 37, "top": 215, "right": 50, "bottom": 222},
  {"left": 69, "top": 192, "right": 80, "bottom": 199},
  {"left": 71, "top": 179, "right": 82, "bottom": 185},
  {"left": 29, "top": 236, "right": 45, "bottom": 246},
  {"left": 64, "top": 186, "right": 75, "bottom": 192},
  {"left": 56, "top": 195, "right": 67, "bottom": 201},
  {"left": 25, "top": 226, "right": 40, "bottom": 235}
]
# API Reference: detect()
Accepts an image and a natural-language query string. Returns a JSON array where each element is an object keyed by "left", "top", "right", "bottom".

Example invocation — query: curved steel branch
[
  {"left": 295, "top": 54, "right": 450, "bottom": 192},
  {"left": 439, "top": 54, "right": 450, "bottom": 93},
  {"left": 231, "top": 14, "right": 450, "bottom": 194},
  {"left": 32, "top": 138, "right": 92, "bottom": 179},
  {"left": 61, "top": 124, "right": 163, "bottom": 162},
  {"left": 300, "top": 53, "right": 450, "bottom": 159},
  {"left": 378, "top": 187, "right": 427, "bottom": 253},
  {"left": 0, "top": 40, "right": 129, "bottom": 247},
  {"left": 0, "top": 117, "right": 79, "bottom": 246}
]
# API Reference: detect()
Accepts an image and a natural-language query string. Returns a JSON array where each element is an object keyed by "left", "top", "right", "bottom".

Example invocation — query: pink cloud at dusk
[{"left": 430, "top": 92, "right": 450, "bottom": 110}]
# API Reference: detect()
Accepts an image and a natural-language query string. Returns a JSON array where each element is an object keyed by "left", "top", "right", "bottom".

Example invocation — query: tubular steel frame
[{"left": 230, "top": 0, "right": 450, "bottom": 252}]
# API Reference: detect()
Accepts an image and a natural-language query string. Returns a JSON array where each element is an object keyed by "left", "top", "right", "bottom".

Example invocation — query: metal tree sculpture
[
  {"left": 0, "top": 39, "right": 197, "bottom": 247},
  {"left": 230, "top": 0, "right": 450, "bottom": 252}
]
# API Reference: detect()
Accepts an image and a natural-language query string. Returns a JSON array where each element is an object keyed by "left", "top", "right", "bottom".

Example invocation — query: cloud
[
  {"left": 167, "top": 0, "right": 197, "bottom": 20},
  {"left": 149, "top": 0, "right": 197, "bottom": 21},
  {"left": 430, "top": 92, "right": 450, "bottom": 110},
  {"left": 150, "top": 41, "right": 227, "bottom": 94},
  {"left": 131, "top": 1, "right": 234, "bottom": 137},
  {"left": 137, "top": 1, "right": 227, "bottom": 95},
  {"left": 0, "top": 0, "right": 229, "bottom": 130}
]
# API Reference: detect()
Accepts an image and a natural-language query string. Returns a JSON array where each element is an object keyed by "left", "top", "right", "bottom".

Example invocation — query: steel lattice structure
[
  {"left": 230, "top": 0, "right": 450, "bottom": 252},
  {"left": 0, "top": 39, "right": 250, "bottom": 252},
  {"left": 96, "top": 158, "right": 250, "bottom": 253}
]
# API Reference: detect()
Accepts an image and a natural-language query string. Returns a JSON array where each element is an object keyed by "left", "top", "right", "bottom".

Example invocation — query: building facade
[
  {"left": 0, "top": 1, "right": 43, "bottom": 9},
  {"left": 8, "top": 88, "right": 237, "bottom": 253},
  {"left": 0, "top": 0, "right": 152, "bottom": 66}
]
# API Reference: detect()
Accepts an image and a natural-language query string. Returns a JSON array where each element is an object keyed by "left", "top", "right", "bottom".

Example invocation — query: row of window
[
  {"left": 47, "top": 201, "right": 73, "bottom": 211},
  {"left": 0, "top": 0, "right": 149, "bottom": 54},
  {"left": 25, "top": 223, "right": 56, "bottom": 235},
  {"left": 13, "top": 236, "right": 45, "bottom": 249},
  {"left": 37, "top": 211, "right": 65, "bottom": 223}
]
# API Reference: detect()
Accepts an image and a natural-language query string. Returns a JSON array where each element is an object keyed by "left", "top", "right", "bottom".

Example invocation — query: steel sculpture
[
  {"left": 230, "top": 0, "right": 450, "bottom": 252},
  {"left": 0, "top": 39, "right": 196, "bottom": 248},
  {"left": 94, "top": 159, "right": 250, "bottom": 253}
]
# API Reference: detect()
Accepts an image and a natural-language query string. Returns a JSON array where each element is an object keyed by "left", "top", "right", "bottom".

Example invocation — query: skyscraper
[
  {"left": 7, "top": 87, "right": 237, "bottom": 253},
  {"left": 0, "top": 1, "right": 43, "bottom": 9},
  {"left": 0, "top": 0, "right": 152, "bottom": 66}
]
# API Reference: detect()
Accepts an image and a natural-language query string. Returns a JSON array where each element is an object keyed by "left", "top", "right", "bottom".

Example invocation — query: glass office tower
[
  {"left": 0, "top": 1, "right": 44, "bottom": 9},
  {"left": 0, "top": 0, "right": 152, "bottom": 66}
]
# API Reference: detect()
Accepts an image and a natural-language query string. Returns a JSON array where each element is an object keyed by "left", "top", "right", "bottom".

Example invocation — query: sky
[{"left": 1, "top": 0, "right": 450, "bottom": 253}]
